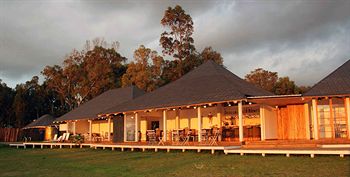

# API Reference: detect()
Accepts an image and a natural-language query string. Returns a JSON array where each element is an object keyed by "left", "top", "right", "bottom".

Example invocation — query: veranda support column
[
  {"left": 88, "top": 120, "right": 92, "bottom": 141},
  {"left": 175, "top": 109, "right": 180, "bottom": 130},
  {"left": 197, "top": 107, "right": 202, "bottom": 142},
  {"left": 123, "top": 113, "right": 126, "bottom": 142},
  {"left": 259, "top": 105, "right": 265, "bottom": 141},
  {"left": 312, "top": 99, "right": 319, "bottom": 140},
  {"left": 304, "top": 103, "right": 311, "bottom": 140},
  {"left": 217, "top": 104, "right": 222, "bottom": 127},
  {"left": 163, "top": 110, "right": 167, "bottom": 141},
  {"left": 108, "top": 117, "right": 111, "bottom": 141},
  {"left": 238, "top": 101, "right": 244, "bottom": 142},
  {"left": 135, "top": 112, "right": 139, "bottom": 142},
  {"left": 73, "top": 121, "right": 76, "bottom": 135},
  {"left": 345, "top": 97, "right": 350, "bottom": 139}
]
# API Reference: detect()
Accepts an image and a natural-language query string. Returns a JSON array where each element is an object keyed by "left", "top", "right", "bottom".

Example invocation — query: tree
[
  {"left": 297, "top": 85, "right": 311, "bottom": 94},
  {"left": 200, "top": 47, "right": 223, "bottom": 65},
  {"left": 42, "top": 39, "right": 127, "bottom": 110},
  {"left": 160, "top": 5, "right": 195, "bottom": 78},
  {"left": 11, "top": 76, "right": 49, "bottom": 127},
  {"left": 245, "top": 68, "right": 278, "bottom": 92},
  {"left": 122, "top": 45, "right": 164, "bottom": 92},
  {"left": 0, "top": 80, "right": 15, "bottom": 127},
  {"left": 273, "top": 77, "right": 300, "bottom": 95}
]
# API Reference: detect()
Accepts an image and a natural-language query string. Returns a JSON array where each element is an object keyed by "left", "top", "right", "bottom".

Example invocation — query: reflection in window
[{"left": 125, "top": 115, "right": 135, "bottom": 141}]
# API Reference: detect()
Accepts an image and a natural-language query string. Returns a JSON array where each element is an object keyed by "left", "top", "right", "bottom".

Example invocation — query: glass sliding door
[
  {"left": 318, "top": 103, "right": 332, "bottom": 138},
  {"left": 125, "top": 114, "right": 135, "bottom": 141},
  {"left": 332, "top": 98, "right": 347, "bottom": 138},
  {"left": 317, "top": 98, "right": 347, "bottom": 139}
]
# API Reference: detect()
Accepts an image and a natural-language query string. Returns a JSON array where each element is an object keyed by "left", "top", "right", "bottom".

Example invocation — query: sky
[{"left": 0, "top": 0, "right": 349, "bottom": 88}]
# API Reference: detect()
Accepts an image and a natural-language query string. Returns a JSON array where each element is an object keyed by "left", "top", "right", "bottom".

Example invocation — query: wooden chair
[
  {"left": 156, "top": 129, "right": 165, "bottom": 145},
  {"left": 181, "top": 128, "right": 190, "bottom": 145},
  {"left": 147, "top": 130, "right": 156, "bottom": 145},
  {"left": 171, "top": 130, "right": 180, "bottom": 145}
]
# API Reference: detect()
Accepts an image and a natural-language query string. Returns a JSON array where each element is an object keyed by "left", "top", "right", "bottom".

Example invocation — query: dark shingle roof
[
  {"left": 304, "top": 59, "right": 350, "bottom": 96},
  {"left": 23, "top": 114, "right": 55, "bottom": 129},
  {"left": 102, "top": 60, "right": 273, "bottom": 114},
  {"left": 55, "top": 86, "right": 145, "bottom": 121}
]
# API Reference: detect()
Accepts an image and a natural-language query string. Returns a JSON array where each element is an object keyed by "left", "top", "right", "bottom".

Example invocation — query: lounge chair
[
  {"left": 51, "top": 134, "right": 58, "bottom": 142},
  {"left": 64, "top": 133, "right": 70, "bottom": 142}
]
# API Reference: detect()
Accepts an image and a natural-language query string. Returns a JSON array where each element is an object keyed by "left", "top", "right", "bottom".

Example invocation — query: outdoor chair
[
  {"left": 181, "top": 128, "right": 191, "bottom": 145},
  {"left": 56, "top": 136, "right": 63, "bottom": 142},
  {"left": 51, "top": 134, "right": 58, "bottom": 142},
  {"left": 60, "top": 133, "right": 66, "bottom": 142},
  {"left": 147, "top": 130, "right": 157, "bottom": 145},
  {"left": 64, "top": 133, "right": 70, "bottom": 142},
  {"left": 200, "top": 129, "right": 209, "bottom": 145},
  {"left": 156, "top": 129, "right": 165, "bottom": 145},
  {"left": 209, "top": 132, "right": 219, "bottom": 146},
  {"left": 171, "top": 130, "right": 180, "bottom": 145}
]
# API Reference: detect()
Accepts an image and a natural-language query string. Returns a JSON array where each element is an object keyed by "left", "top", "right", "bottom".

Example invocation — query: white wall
[{"left": 264, "top": 105, "right": 278, "bottom": 139}]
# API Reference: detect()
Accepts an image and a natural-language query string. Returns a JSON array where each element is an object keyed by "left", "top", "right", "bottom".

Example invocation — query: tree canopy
[
  {"left": 122, "top": 45, "right": 164, "bottom": 92},
  {"left": 245, "top": 68, "right": 310, "bottom": 95}
]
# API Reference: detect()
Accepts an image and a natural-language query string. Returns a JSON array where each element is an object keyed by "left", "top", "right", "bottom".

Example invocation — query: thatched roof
[
  {"left": 55, "top": 86, "right": 145, "bottom": 121},
  {"left": 102, "top": 60, "right": 273, "bottom": 114},
  {"left": 23, "top": 114, "right": 55, "bottom": 129},
  {"left": 304, "top": 59, "right": 350, "bottom": 97}
]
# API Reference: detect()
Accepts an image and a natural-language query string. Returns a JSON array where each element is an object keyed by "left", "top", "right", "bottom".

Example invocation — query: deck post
[
  {"left": 238, "top": 101, "right": 244, "bottom": 142},
  {"left": 123, "top": 113, "right": 126, "bottom": 142},
  {"left": 108, "top": 117, "right": 111, "bottom": 141},
  {"left": 88, "top": 120, "right": 92, "bottom": 142},
  {"left": 217, "top": 104, "right": 223, "bottom": 139},
  {"left": 197, "top": 107, "right": 202, "bottom": 142},
  {"left": 73, "top": 121, "right": 76, "bottom": 135},
  {"left": 135, "top": 112, "right": 139, "bottom": 142},
  {"left": 304, "top": 103, "right": 311, "bottom": 140},
  {"left": 312, "top": 99, "right": 319, "bottom": 140},
  {"left": 163, "top": 110, "right": 167, "bottom": 141},
  {"left": 175, "top": 109, "right": 180, "bottom": 130},
  {"left": 260, "top": 105, "right": 265, "bottom": 141},
  {"left": 345, "top": 97, "right": 350, "bottom": 139}
]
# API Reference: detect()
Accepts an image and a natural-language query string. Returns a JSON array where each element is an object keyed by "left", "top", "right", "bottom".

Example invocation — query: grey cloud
[{"left": 0, "top": 0, "right": 349, "bottom": 88}]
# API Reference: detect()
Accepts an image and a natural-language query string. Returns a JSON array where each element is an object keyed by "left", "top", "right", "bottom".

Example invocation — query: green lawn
[{"left": 0, "top": 145, "right": 349, "bottom": 177}]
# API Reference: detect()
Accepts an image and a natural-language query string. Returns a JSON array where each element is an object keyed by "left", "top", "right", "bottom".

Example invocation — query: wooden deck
[{"left": 8, "top": 140, "right": 350, "bottom": 158}]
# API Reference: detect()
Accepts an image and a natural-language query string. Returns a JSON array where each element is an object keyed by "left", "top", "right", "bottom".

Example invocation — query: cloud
[{"left": 0, "top": 0, "right": 349, "bottom": 87}]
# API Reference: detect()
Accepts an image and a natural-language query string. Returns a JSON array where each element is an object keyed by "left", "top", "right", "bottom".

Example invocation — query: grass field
[{"left": 0, "top": 145, "right": 349, "bottom": 177}]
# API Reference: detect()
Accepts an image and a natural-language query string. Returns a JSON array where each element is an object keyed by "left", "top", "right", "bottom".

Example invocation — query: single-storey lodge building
[{"left": 56, "top": 59, "right": 350, "bottom": 144}]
